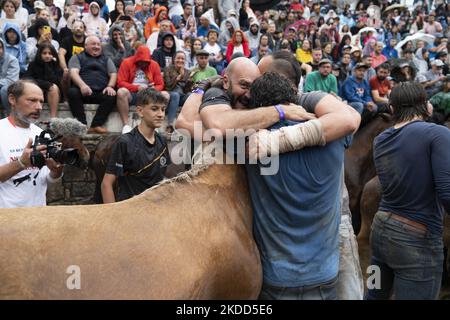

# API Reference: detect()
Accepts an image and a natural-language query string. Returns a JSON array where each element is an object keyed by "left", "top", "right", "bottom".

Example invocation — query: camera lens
[{"left": 51, "top": 148, "right": 79, "bottom": 166}]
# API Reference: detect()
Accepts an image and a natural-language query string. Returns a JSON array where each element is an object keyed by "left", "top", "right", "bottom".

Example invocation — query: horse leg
[{"left": 358, "top": 176, "right": 381, "bottom": 243}]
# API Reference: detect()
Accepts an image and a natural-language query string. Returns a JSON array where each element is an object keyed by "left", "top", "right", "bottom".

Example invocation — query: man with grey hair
[
  {"left": 68, "top": 35, "right": 117, "bottom": 134},
  {"left": 0, "top": 80, "right": 63, "bottom": 208}
]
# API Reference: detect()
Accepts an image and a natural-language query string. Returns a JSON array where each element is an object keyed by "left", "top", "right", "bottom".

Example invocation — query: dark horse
[
  {"left": 344, "top": 113, "right": 395, "bottom": 235},
  {"left": 41, "top": 118, "right": 90, "bottom": 169}
]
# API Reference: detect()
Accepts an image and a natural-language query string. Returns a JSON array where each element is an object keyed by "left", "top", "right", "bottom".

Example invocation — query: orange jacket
[
  {"left": 117, "top": 46, "right": 164, "bottom": 92},
  {"left": 144, "top": 6, "right": 176, "bottom": 39}
]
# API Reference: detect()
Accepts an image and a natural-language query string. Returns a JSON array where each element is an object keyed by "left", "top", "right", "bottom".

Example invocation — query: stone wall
[{"left": 42, "top": 104, "right": 137, "bottom": 205}]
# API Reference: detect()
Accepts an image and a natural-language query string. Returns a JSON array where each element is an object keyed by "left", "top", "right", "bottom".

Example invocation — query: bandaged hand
[{"left": 248, "top": 119, "right": 326, "bottom": 161}]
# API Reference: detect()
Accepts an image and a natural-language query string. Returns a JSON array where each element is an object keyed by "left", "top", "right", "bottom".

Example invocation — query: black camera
[{"left": 30, "top": 129, "right": 79, "bottom": 169}]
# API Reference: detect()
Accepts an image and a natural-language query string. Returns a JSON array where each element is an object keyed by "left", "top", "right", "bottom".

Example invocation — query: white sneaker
[{"left": 122, "top": 125, "right": 133, "bottom": 134}]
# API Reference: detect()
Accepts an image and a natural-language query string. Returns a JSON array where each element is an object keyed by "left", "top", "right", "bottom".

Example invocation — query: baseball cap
[
  {"left": 195, "top": 49, "right": 210, "bottom": 57},
  {"left": 342, "top": 45, "right": 352, "bottom": 51},
  {"left": 354, "top": 62, "right": 370, "bottom": 70},
  {"left": 318, "top": 58, "right": 332, "bottom": 66},
  {"left": 34, "top": 0, "right": 46, "bottom": 9},
  {"left": 432, "top": 59, "right": 445, "bottom": 67}
]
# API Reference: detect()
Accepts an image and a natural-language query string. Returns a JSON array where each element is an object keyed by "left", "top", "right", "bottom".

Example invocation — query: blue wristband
[
  {"left": 192, "top": 88, "right": 205, "bottom": 94},
  {"left": 274, "top": 104, "right": 285, "bottom": 122}
]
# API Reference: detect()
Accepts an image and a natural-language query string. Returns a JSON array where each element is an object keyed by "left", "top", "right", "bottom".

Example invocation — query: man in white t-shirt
[{"left": 0, "top": 80, "right": 64, "bottom": 208}]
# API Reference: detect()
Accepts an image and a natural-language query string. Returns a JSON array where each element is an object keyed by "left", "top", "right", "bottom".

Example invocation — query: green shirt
[
  {"left": 191, "top": 66, "right": 218, "bottom": 84},
  {"left": 304, "top": 71, "right": 338, "bottom": 95}
]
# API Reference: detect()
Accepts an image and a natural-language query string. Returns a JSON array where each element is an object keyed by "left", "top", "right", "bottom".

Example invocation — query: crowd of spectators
[{"left": 0, "top": 0, "right": 449, "bottom": 133}]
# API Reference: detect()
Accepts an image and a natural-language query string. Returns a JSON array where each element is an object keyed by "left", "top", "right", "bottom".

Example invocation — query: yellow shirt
[{"left": 295, "top": 48, "right": 313, "bottom": 64}]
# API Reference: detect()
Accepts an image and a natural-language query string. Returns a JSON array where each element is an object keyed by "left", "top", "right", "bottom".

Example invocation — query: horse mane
[{"left": 48, "top": 118, "right": 87, "bottom": 137}]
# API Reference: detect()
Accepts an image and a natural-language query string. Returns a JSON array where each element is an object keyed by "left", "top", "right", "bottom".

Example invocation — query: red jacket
[{"left": 117, "top": 46, "right": 164, "bottom": 92}]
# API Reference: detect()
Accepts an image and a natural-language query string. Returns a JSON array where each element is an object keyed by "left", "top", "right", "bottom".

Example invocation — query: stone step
[{"left": 41, "top": 103, "right": 140, "bottom": 133}]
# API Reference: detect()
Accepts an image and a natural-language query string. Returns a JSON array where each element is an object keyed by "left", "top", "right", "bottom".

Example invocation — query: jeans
[
  {"left": 258, "top": 277, "right": 338, "bottom": 300},
  {"left": 365, "top": 211, "right": 444, "bottom": 300},
  {"left": 0, "top": 85, "right": 10, "bottom": 116},
  {"left": 349, "top": 102, "right": 364, "bottom": 114},
  {"left": 67, "top": 87, "right": 116, "bottom": 127},
  {"left": 167, "top": 91, "right": 188, "bottom": 126}
]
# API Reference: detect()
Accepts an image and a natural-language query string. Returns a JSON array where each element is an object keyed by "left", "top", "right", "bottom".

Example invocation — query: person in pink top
[{"left": 370, "top": 41, "right": 387, "bottom": 68}]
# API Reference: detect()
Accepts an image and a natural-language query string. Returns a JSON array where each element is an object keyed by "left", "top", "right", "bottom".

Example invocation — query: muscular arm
[
  {"left": 174, "top": 93, "right": 205, "bottom": 138},
  {"left": 314, "top": 94, "right": 361, "bottom": 142}
]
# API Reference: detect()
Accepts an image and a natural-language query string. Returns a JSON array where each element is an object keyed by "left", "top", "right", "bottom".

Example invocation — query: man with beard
[
  {"left": 58, "top": 19, "right": 86, "bottom": 98},
  {"left": 245, "top": 20, "right": 261, "bottom": 52},
  {"left": 103, "top": 24, "right": 133, "bottom": 69},
  {"left": 307, "top": 47, "right": 322, "bottom": 71},
  {"left": 369, "top": 63, "right": 391, "bottom": 111},
  {"left": 304, "top": 59, "right": 338, "bottom": 95},
  {"left": 0, "top": 80, "right": 63, "bottom": 208}
]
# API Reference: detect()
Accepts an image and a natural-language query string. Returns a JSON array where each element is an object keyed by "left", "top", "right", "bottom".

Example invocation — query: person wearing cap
[
  {"left": 424, "top": 59, "right": 447, "bottom": 98},
  {"left": 350, "top": 46, "right": 362, "bottom": 68},
  {"left": 190, "top": 49, "right": 218, "bottom": 83},
  {"left": 82, "top": 1, "right": 109, "bottom": 43},
  {"left": 424, "top": 11, "right": 443, "bottom": 35},
  {"left": 367, "top": 81, "right": 450, "bottom": 300},
  {"left": 304, "top": 58, "right": 338, "bottom": 95},
  {"left": 342, "top": 62, "right": 377, "bottom": 118},
  {"left": 429, "top": 75, "right": 450, "bottom": 124},
  {"left": 369, "top": 63, "right": 391, "bottom": 111}
]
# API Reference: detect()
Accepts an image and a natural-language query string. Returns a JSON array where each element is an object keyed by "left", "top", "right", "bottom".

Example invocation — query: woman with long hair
[
  {"left": 225, "top": 30, "right": 250, "bottom": 62},
  {"left": 23, "top": 41, "right": 63, "bottom": 118},
  {"left": 109, "top": 0, "right": 125, "bottom": 25},
  {"left": 190, "top": 37, "right": 203, "bottom": 67}
]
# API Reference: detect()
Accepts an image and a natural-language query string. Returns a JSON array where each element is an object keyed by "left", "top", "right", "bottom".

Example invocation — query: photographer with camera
[{"left": 0, "top": 80, "right": 63, "bottom": 208}]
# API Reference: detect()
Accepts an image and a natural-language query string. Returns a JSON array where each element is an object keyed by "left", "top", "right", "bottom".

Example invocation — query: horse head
[{"left": 47, "top": 118, "right": 90, "bottom": 170}]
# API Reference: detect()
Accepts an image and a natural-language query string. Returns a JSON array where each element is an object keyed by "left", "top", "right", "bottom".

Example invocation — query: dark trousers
[
  {"left": 67, "top": 87, "right": 116, "bottom": 127},
  {"left": 365, "top": 211, "right": 443, "bottom": 300}
]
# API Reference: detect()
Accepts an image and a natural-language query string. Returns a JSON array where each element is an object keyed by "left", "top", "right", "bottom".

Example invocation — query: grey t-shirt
[
  {"left": 199, "top": 87, "right": 327, "bottom": 113},
  {"left": 68, "top": 54, "right": 117, "bottom": 74}
]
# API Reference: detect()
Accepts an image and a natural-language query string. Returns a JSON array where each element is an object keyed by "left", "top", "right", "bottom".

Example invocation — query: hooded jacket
[
  {"left": 82, "top": 1, "right": 109, "bottom": 42},
  {"left": 144, "top": 6, "right": 176, "bottom": 39},
  {"left": 103, "top": 24, "right": 133, "bottom": 68},
  {"left": 2, "top": 22, "right": 27, "bottom": 74},
  {"left": 245, "top": 20, "right": 261, "bottom": 51},
  {"left": 151, "top": 32, "right": 177, "bottom": 70},
  {"left": 117, "top": 45, "right": 164, "bottom": 93},
  {"left": 218, "top": 16, "right": 240, "bottom": 48},
  {"left": 0, "top": 38, "right": 20, "bottom": 88}
]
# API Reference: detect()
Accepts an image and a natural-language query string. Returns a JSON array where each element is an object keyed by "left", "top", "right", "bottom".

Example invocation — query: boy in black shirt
[{"left": 101, "top": 88, "right": 170, "bottom": 202}]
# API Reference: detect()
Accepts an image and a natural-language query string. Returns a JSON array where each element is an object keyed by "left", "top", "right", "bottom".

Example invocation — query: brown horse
[
  {"left": 344, "top": 113, "right": 395, "bottom": 234},
  {"left": 0, "top": 163, "right": 262, "bottom": 299}
]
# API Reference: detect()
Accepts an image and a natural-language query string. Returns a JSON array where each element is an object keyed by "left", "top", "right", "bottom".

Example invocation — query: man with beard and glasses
[{"left": 0, "top": 80, "right": 63, "bottom": 208}]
